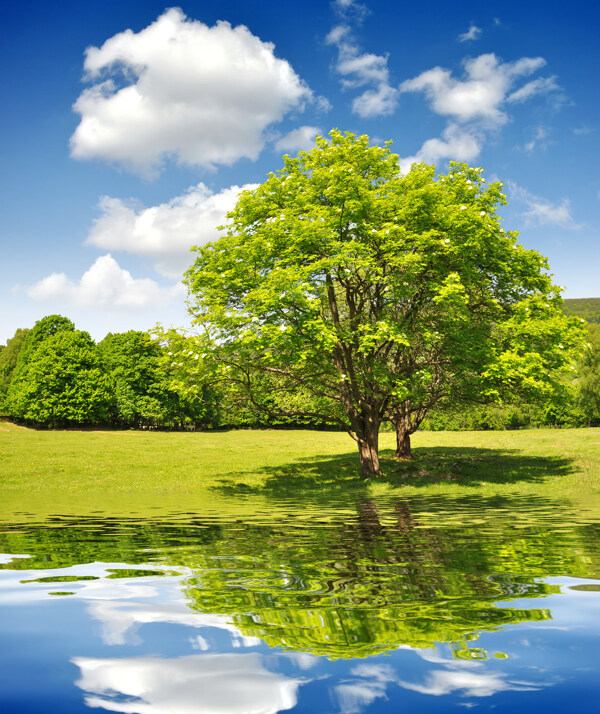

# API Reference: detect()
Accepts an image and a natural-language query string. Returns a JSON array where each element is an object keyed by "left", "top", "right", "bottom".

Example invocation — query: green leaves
[{"left": 5, "top": 327, "right": 112, "bottom": 426}]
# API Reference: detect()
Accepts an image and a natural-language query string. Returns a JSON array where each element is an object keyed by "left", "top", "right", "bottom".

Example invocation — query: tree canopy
[
  {"left": 185, "top": 130, "right": 584, "bottom": 475},
  {"left": 0, "top": 327, "right": 29, "bottom": 407},
  {"left": 5, "top": 326, "right": 112, "bottom": 427}
]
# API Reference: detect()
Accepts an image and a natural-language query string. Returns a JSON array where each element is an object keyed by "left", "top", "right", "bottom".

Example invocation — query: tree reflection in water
[
  {"left": 179, "top": 497, "right": 595, "bottom": 660},
  {"left": 2, "top": 494, "right": 599, "bottom": 664}
]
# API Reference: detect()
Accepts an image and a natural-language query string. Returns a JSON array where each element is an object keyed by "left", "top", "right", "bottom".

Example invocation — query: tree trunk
[
  {"left": 394, "top": 426, "right": 412, "bottom": 459},
  {"left": 357, "top": 418, "right": 381, "bottom": 477},
  {"left": 393, "top": 410, "right": 413, "bottom": 459}
]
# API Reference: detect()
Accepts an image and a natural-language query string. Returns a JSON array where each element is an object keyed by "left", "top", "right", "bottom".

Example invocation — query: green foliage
[
  {"left": 185, "top": 130, "right": 584, "bottom": 473},
  {"left": 577, "top": 323, "right": 600, "bottom": 425},
  {"left": 15, "top": 314, "right": 75, "bottom": 367},
  {"left": 562, "top": 297, "right": 600, "bottom": 324},
  {"left": 423, "top": 392, "right": 586, "bottom": 431},
  {"left": 99, "top": 330, "right": 180, "bottom": 427},
  {"left": 4, "top": 328, "right": 112, "bottom": 426},
  {"left": 153, "top": 327, "right": 224, "bottom": 427},
  {"left": 4, "top": 315, "right": 76, "bottom": 422},
  {"left": 0, "top": 328, "right": 29, "bottom": 410}
]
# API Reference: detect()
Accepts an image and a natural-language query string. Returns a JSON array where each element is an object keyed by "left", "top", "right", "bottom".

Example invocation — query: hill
[{"left": 562, "top": 298, "right": 600, "bottom": 324}]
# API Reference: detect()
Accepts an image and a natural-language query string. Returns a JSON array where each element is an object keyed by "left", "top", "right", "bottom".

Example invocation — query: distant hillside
[{"left": 562, "top": 298, "right": 600, "bottom": 324}]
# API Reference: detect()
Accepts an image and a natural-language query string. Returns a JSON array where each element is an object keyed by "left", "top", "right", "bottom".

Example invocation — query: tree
[
  {"left": 0, "top": 328, "right": 29, "bottom": 411},
  {"left": 99, "top": 330, "right": 173, "bottom": 427},
  {"left": 5, "top": 327, "right": 112, "bottom": 427},
  {"left": 185, "top": 130, "right": 583, "bottom": 476},
  {"left": 4, "top": 315, "right": 76, "bottom": 420}
]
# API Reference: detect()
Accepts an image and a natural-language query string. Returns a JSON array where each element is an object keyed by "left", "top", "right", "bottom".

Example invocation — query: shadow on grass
[{"left": 212, "top": 445, "right": 576, "bottom": 500}]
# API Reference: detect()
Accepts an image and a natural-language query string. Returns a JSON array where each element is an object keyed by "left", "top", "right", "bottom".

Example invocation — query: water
[{"left": 1, "top": 492, "right": 600, "bottom": 713}]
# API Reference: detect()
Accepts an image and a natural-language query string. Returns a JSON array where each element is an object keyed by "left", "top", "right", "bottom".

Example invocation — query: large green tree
[
  {"left": 5, "top": 318, "right": 112, "bottom": 427},
  {"left": 185, "top": 130, "right": 583, "bottom": 476}
]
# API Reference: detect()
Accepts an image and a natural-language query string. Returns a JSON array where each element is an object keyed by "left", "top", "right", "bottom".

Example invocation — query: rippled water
[{"left": 2, "top": 492, "right": 600, "bottom": 713}]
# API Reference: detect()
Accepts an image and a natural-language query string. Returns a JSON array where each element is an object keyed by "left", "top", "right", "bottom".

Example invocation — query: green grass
[{"left": 2, "top": 419, "right": 600, "bottom": 502}]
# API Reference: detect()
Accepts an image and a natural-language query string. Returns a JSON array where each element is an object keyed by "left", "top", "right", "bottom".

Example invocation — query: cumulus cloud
[
  {"left": 86, "top": 183, "right": 256, "bottom": 278},
  {"left": 326, "top": 4, "right": 397, "bottom": 117},
  {"left": 27, "top": 255, "right": 184, "bottom": 309},
  {"left": 400, "top": 54, "right": 549, "bottom": 126},
  {"left": 508, "top": 182, "right": 583, "bottom": 228},
  {"left": 275, "top": 126, "right": 321, "bottom": 154},
  {"left": 332, "top": 0, "right": 369, "bottom": 23},
  {"left": 399, "top": 123, "right": 481, "bottom": 173},
  {"left": 458, "top": 24, "right": 482, "bottom": 42},
  {"left": 399, "top": 53, "right": 562, "bottom": 170},
  {"left": 87, "top": 599, "right": 261, "bottom": 647},
  {"left": 70, "top": 8, "right": 312, "bottom": 175},
  {"left": 352, "top": 83, "right": 398, "bottom": 118}
]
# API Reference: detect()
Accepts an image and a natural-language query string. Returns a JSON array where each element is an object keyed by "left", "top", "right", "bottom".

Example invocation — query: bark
[
  {"left": 394, "top": 427, "right": 412, "bottom": 459},
  {"left": 357, "top": 416, "right": 381, "bottom": 477},
  {"left": 392, "top": 403, "right": 428, "bottom": 459}
]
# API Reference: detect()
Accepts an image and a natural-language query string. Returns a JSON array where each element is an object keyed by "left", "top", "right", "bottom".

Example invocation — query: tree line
[
  {"left": 1, "top": 312, "right": 599, "bottom": 432},
  {"left": 0, "top": 315, "right": 212, "bottom": 430},
  {"left": 562, "top": 297, "right": 600, "bottom": 325}
]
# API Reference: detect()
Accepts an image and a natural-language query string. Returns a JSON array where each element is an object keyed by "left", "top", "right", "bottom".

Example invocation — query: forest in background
[
  {"left": 561, "top": 298, "right": 600, "bottom": 324},
  {"left": 1, "top": 297, "right": 599, "bottom": 432}
]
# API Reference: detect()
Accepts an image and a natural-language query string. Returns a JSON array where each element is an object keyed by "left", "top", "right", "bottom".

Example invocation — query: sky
[{"left": 1, "top": 0, "right": 599, "bottom": 345}]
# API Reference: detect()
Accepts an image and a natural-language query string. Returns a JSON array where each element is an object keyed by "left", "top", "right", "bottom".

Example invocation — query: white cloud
[
  {"left": 399, "top": 53, "right": 562, "bottom": 171},
  {"left": 332, "top": 0, "right": 369, "bottom": 22},
  {"left": 399, "top": 123, "right": 481, "bottom": 173},
  {"left": 86, "top": 183, "right": 257, "bottom": 278},
  {"left": 458, "top": 24, "right": 482, "bottom": 42},
  {"left": 326, "top": 4, "right": 397, "bottom": 118},
  {"left": 87, "top": 599, "right": 260, "bottom": 647},
  {"left": 336, "top": 664, "right": 396, "bottom": 714},
  {"left": 70, "top": 8, "right": 312, "bottom": 175},
  {"left": 400, "top": 54, "right": 549, "bottom": 126},
  {"left": 275, "top": 126, "right": 321, "bottom": 154},
  {"left": 398, "top": 668, "right": 540, "bottom": 698},
  {"left": 352, "top": 83, "right": 398, "bottom": 118},
  {"left": 507, "top": 76, "right": 559, "bottom": 103},
  {"left": 73, "top": 653, "right": 303, "bottom": 714},
  {"left": 508, "top": 182, "right": 583, "bottom": 228},
  {"left": 27, "top": 255, "right": 184, "bottom": 309}
]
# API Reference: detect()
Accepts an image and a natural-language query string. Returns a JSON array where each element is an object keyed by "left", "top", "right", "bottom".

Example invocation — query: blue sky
[{"left": 1, "top": 0, "right": 598, "bottom": 344}]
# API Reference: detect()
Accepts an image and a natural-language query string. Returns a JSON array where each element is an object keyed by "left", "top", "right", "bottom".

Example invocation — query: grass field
[{"left": 2, "top": 419, "right": 599, "bottom": 503}]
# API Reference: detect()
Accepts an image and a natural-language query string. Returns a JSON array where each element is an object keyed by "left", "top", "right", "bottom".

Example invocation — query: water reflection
[
  {"left": 1, "top": 493, "right": 600, "bottom": 712},
  {"left": 73, "top": 654, "right": 304, "bottom": 714}
]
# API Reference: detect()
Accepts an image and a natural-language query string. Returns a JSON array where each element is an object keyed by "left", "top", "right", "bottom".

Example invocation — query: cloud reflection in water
[{"left": 73, "top": 653, "right": 304, "bottom": 714}]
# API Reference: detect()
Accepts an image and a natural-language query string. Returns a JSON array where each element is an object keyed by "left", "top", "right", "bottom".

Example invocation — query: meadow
[{"left": 2, "top": 420, "right": 599, "bottom": 517}]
